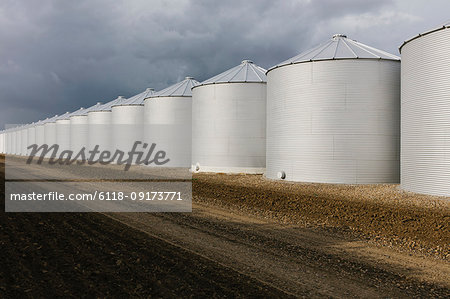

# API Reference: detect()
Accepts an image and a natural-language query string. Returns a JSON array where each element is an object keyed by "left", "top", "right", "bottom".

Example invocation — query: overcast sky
[{"left": 1, "top": 0, "right": 449, "bottom": 128}]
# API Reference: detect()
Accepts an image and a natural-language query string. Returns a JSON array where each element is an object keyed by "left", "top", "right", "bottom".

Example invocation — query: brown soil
[
  {"left": 0, "top": 156, "right": 286, "bottom": 298},
  {"left": 1, "top": 154, "right": 449, "bottom": 297},
  {"left": 192, "top": 173, "right": 449, "bottom": 258}
]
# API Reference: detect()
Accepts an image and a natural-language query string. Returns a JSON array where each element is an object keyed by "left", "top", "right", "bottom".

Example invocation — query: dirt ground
[
  {"left": 192, "top": 173, "right": 449, "bottom": 259},
  {"left": 1, "top": 154, "right": 449, "bottom": 298}
]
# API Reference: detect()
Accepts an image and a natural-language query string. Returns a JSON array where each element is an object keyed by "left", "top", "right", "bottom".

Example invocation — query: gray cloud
[{"left": 1, "top": 0, "right": 449, "bottom": 128}]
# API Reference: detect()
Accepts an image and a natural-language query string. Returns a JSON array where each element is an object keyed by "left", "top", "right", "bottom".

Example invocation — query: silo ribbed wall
[
  {"left": 11, "top": 131, "right": 17, "bottom": 155},
  {"left": 88, "top": 111, "right": 112, "bottom": 153},
  {"left": 192, "top": 83, "right": 266, "bottom": 173},
  {"left": 70, "top": 116, "right": 89, "bottom": 156},
  {"left": 27, "top": 126, "right": 36, "bottom": 156},
  {"left": 56, "top": 119, "right": 70, "bottom": 153},
  {"left": 144, "top": 96, "right": 192, "bottom": 167},
  {"left": 401, "top": 28, "right": 450, "bottom": 196},
  {"left": 111, "top": 105, "right": 144, "bottom": 163},
  {"left": 44, "top": 123, "right": 57, "bottom": 157},
  {"left": 15, "top": 130, "right": 22, "bottom": 155},
  {"left": 0, "top": 133, "right": 4, "bottom": 153},
  {"left": 6, "top": 131, "right": 12, "bottom": 154},
  {"left": 35, "top": 125, "right": 45, "bottom": 149},
  {"left": 266, "top": 60, "right": 400, "bottom": 183},
  {"left": 21, "top": 128, "right": 28, "bottom": 156}
]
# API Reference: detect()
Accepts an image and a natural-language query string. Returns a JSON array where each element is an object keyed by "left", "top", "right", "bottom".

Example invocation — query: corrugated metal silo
[
  {"left": 4, "top": 129, "right": 8, "bottom": 154},
  {"left": 7, "top": 128, "right": 14, "bottom": 155},
  {"left": 266, "top": 34, "right": 401, "bottom": 183},
  {"left": 44, "top": 113, "right": 70, "bottom": 156},
  {"left": 400, "top": 22, "right": 450, "bottom": 196},
  {"left": 56, "top": 110, "right": 78, "bottom": 154},
  {"left": 20, "top": 124, "right": 29, "bottom": 156},
  {"left": 12, "top": 127, "right": 17, "bottom": 155},
  {"left": 16, "top": 126, "right": 23, "bottom": 155},
  {"left": 17, "top": 126, "right": 24, "bottom": 155},
  {"left": 88, "top": 96, "right": 126, "bottom": 154},
  {"left": 27, "top": 123, "right": 36, "bottom": 156},
  {"left": 2, "top": 131, "right": 6, "bottom": 154},
  {"left": 35, "top": 119, "right": 48, "bottom": 151},
  {"left": 0, "top": 131, "right": 4, "bottom": 154},
  {"left": 112, "top": 93, "right": 150, "bottom": 163},
  {"left": 4, "top": 129, "right": 9, "bottom": 154},
  {"left": 13, "top": 126, "right": 21, "bottom": 155},
  {"left": 1, "top": 131, "right": 5, "bottom": 154},
  {"left": 43, "top": 115, "right": 60, "bottom": 157},
  {"left": 144, "top": 78, "right": 198, "bottom": 167},
  {"left": 192, "top": 60, "right": 267, "bottom": 173},
  {"left": 70, "top": 103, "right": 102, "bottom": 156}
]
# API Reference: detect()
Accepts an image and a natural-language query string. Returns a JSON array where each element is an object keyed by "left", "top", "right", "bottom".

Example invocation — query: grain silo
[
  {"left": 15, "top": 126, "right": 22, "bottom": 155},
  {"left": 192, "top": 60, "right": 267, "bottom": 173},
  {"left": 144, "top": 78, "right": 198, "bottom": 167},
  {"left": 6, "top": 129, "right": 10, "bottom": 154},
  {"left": 5, "top": 129, "right": 10, "bottom": 154},
  {"left": 3, "top": 128, "right": 9, "bottom": 154},
  {"left": 7, "top": 128, "right": 14, "bottom": 155},
  {"left": 400, "top": 22, "right": 450, "bottom": 196},
  {"left": 27, "top": 122, "right": 36, "bottom": 155},
  {"left": 70, "top": 103, "right": 102, "bottom": 155},
  {"left": 20, "top": 124, "right": 29, "bottom": 156},
  {"left": 2, "top": 130, "right": 6, "bottom": 154},
  {"left": 56, "top": 109, "right": 80, "bottom": 154},
  {"left": 0, "top": 130, "right": 4, "bottom": 154},
  {"left": 35, "top": 118, "right": 49, "bottom": 151},
  {"left": 112, "top": 93, "right": 150, "bottom": 162},
  {"left": 12, "top": 127, "right": 18, "bottom": 155},
  {"left": 43, "top": 114, "right": 60, "bottom": 157},
  {"left": 88, "top": 96, "right": 126, "bottom": 154},
  {"left": 266, "top": 34, "right": 400, "bottom": 184}
]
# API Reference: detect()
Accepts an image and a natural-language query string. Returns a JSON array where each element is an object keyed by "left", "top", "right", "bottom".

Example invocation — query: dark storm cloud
[{"left": 0, "top": 0, "right": 449, "bottom": 128}]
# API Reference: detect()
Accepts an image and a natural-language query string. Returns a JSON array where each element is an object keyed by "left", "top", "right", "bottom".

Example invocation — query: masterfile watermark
[
  {"left": 5, "top": 123, "right": 193, "bottom": 212},
  {"left": 26, "top": 141, "right": 170, "bottom": 171}
]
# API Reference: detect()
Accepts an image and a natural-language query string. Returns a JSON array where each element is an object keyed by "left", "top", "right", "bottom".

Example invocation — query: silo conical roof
[
  {"left": 58, "top": 107, "right": 83, "bottom": 120},
  {"left": 34, "top": 119, "right": 46, "bottom": 126},
  {"left": 399, "top": 20, "right": 450, "bottom": 53},
  {"left": 150, "top": 77, "right": 199, "bottom": 98},
  {"left": 269, "top": 34, "right": 400, "bottom": 72},
  {"left": 196, "top": 60, "right": 267, "bottom": 88},
  {"left": 114, "top": 89, "right": 155, "bottom": 106},
  {"left": 43, "top": 115, "right": 59, "bottom": 124},
  {"left": 49, "top": 112, "right": 71, "bottom": 122},
  {"left": 94, "top": 96, "right": 126, "bottom": 112},
  {"left": 70, "top": 102, "right": 103, "bottom": 116}
]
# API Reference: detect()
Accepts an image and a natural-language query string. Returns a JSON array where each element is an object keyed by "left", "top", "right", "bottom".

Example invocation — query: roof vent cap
[
  {"left": 241, "top": 60, "right": 254, "bottom": 64},
  {"left": 332, "top": 34, "right": 347, "bottom": 39}
]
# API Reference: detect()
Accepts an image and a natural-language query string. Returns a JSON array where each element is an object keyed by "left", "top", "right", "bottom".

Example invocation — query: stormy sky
[{"left": 1, "top": 0, "right": 449, "bottom": 128}]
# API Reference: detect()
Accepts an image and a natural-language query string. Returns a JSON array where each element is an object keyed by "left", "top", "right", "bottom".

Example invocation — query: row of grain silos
[{"left": 0, "top": 22, "right": 449, "bottom": 197}]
